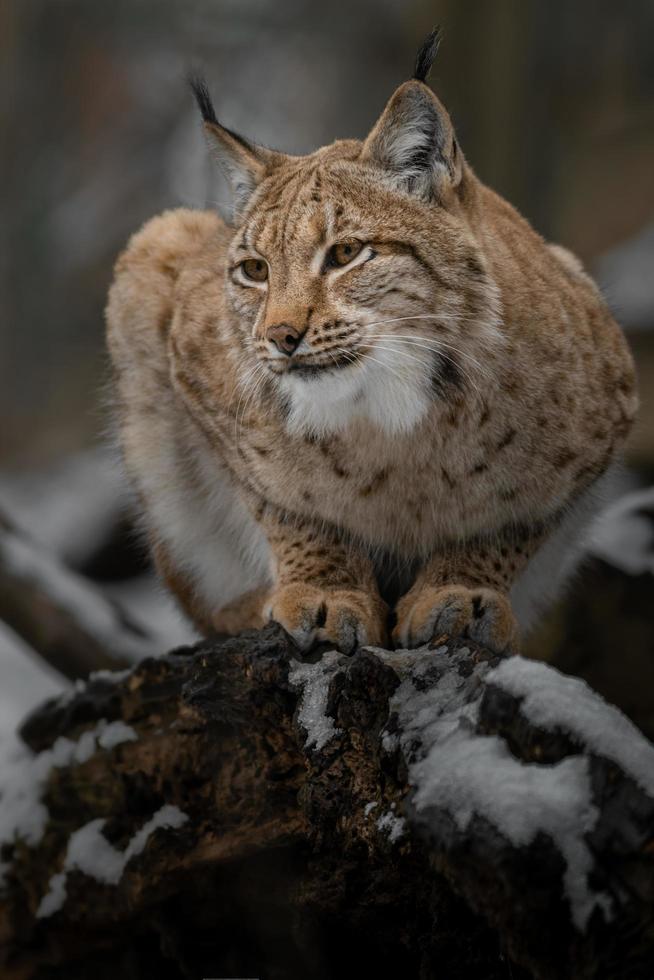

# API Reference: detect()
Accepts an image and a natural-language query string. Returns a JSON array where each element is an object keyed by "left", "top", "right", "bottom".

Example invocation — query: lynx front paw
[
  {"left": 265, "top": 583, "right": 388, "bottom": 654},
  {"left": 392, "top": 584, "right": 518, "bottom": 654}
]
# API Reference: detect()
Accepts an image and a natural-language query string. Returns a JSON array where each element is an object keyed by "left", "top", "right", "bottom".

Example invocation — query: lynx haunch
[{"left": 106, "top": 31, "right": 637, "bottom": 654}]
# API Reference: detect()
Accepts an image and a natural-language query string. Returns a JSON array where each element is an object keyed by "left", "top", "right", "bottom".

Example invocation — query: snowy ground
[
  {"left": 0, "top": 623, "right": 66, "bottom": 771},
  {"left": 0, "top": 579, "right": 194, "bottom": 780},
  {"left": 0, "top": 450, "right": 196, "bottom": 775}
]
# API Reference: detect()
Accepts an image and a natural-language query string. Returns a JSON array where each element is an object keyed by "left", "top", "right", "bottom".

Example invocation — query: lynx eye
[
  {"left": 328, "top": 240, "right": 363, "bottom": 268},
  {"left": 240, "top": 258, "right": 268, "bottom": 282}
]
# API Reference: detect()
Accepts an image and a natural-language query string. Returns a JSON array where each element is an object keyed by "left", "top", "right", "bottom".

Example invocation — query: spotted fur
[{"left": 106, "top": 38, "right": 637, "bottom": 654}]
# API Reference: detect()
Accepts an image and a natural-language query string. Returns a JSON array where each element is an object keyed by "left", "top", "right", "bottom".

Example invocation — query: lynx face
[
  {"left": 193, "top": 74, "right": 502, "bottom": 436},
  {"left": 225, "top": 161, "right": 491, "bottom": 436}
]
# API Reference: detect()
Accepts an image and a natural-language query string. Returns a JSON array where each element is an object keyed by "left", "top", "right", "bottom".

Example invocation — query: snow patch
[
  {"left": 376, "top": 809, "right": 406, "bottom": 843},
  {"left": 413, "top": 732, "right": 607, "bottom": 928},
  {"left": 37, "top": 804, "right": 188, "bottom": 918},
  {"left": 486, "top": 657, "right": 654, "bottom": 796},
  {"left": 89, "top": 667, "right": 133, "bottom": 685},
  {"left": 384, "top": 646, "right": 616, "bottom": 929},
  {"left": 289, "top": 651, "right": 344, "bottom": 751},
  {"left": 97, "top": 720, "right": 138, "bottom": 751},
  {"left": 55, "top": 665, "right": 135, "bottom": 712},
  {"left": 0, "top": 621, "right": 67, "bottom": 777},
  {"left": 0, "top": 719, "right": 138, "bottom": 874}
]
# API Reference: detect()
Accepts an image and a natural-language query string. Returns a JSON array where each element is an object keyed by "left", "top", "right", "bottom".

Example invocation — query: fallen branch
[
  {"left": 1, "top": 625, "right": 652, "bottom": 979},
  {"left": 545, "top": 485, "right": 654, "bottom": 741},
  {"left": 0, "top": 512, "right": 159, "bottom": 679}
]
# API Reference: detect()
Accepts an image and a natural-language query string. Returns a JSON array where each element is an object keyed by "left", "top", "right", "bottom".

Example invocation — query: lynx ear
[
  {"left": 361, "top": 29, "right": 462, "bottom": 200},
  {"left": 189, "top": 75, "right": 280, "bottom": 222}
]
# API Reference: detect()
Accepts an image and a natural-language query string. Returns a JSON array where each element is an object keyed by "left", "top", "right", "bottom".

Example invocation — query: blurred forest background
[{"left": 2, "top": 1, "right": 654, "bottom": 740}]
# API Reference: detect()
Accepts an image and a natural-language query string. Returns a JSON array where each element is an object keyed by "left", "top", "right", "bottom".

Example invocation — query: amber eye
[
  {"left": 328, "top": 240, "right": 363, "bottom": 268},
  {"left": 240, "top": 258, "right": 268, "bottom": 282}
]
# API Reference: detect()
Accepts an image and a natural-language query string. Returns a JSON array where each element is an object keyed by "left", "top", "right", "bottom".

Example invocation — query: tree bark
[{"left": 1, "top": 625, "right": 653, "bottom": 980}]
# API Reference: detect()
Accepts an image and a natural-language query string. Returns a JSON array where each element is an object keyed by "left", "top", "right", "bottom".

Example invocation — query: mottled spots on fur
[
  {"left": 496, "top": 428, "right": 517, "bottom": 451},
  {"left": 360, "top": 467, "right": 392, "bottom": 497}
]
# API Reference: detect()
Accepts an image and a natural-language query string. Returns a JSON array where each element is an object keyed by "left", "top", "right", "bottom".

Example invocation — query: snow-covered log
[
  {"left": 0, "top": 513, "right": 159, "bottom": 679},
  {"left": 1, "top": 625, "right": 653, "bottom": 979}
]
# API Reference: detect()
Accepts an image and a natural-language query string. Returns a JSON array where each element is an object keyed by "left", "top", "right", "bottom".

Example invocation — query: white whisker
[
  {"left": 234, "top": 362, "right": 267, "bottom": 452},
  {"left": 362, "top": 311, "right": 505, "bottom": 346},
  {"left": 365, "top": 332, "right": 489, "bottom": 380},
  {"left": 366, "top": 338, "right": 478, "bottom": 384},
  {"left": 364, "top": 340, "right": 485, "bottom": 402},
  {"left": 363, "top": 313, "right": 481, "bottom": 330},
  {"left": 333, "top": 346, "right": 412, "bottom": 388}
]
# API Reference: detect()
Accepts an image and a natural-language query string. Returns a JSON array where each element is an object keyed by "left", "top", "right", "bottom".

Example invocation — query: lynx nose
[{"left": 267, "top": 323, "right": 303, "bottom": 356}]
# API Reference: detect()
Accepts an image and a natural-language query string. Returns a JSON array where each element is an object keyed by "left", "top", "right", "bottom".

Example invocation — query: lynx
[{"left": 106, "top": 31, "right": 637, "bottom": 655}]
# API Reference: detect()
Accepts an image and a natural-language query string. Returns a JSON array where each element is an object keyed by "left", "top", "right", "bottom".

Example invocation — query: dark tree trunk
[{"left": 1, "top": 625, "right": 653, "bottom": 980}]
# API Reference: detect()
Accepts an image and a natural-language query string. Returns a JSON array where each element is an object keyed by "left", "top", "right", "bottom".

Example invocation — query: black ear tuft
[
  {"left": 188, "top": 72, "right": 218, "bottom": 125},
  {"left": 413, "top": 26, "right": 442, "bottom": 82}
]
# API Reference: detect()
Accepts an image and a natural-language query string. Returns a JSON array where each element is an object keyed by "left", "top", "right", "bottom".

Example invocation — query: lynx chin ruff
[{"left": 106, "top": 31, "right": 637, "bottom": 655}]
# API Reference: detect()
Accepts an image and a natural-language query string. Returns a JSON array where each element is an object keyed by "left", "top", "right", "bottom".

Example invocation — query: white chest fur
[{"left": 278, "top": 342, "right": 432, "bottom": 439}]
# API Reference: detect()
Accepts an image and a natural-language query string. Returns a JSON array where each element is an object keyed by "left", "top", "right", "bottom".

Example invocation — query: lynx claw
[
  {"left": 265, "top": 583, "right": 387, "bottom": 655},
  {"left": 392, "top": 584, "right": 518, "bottom": 654}
]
